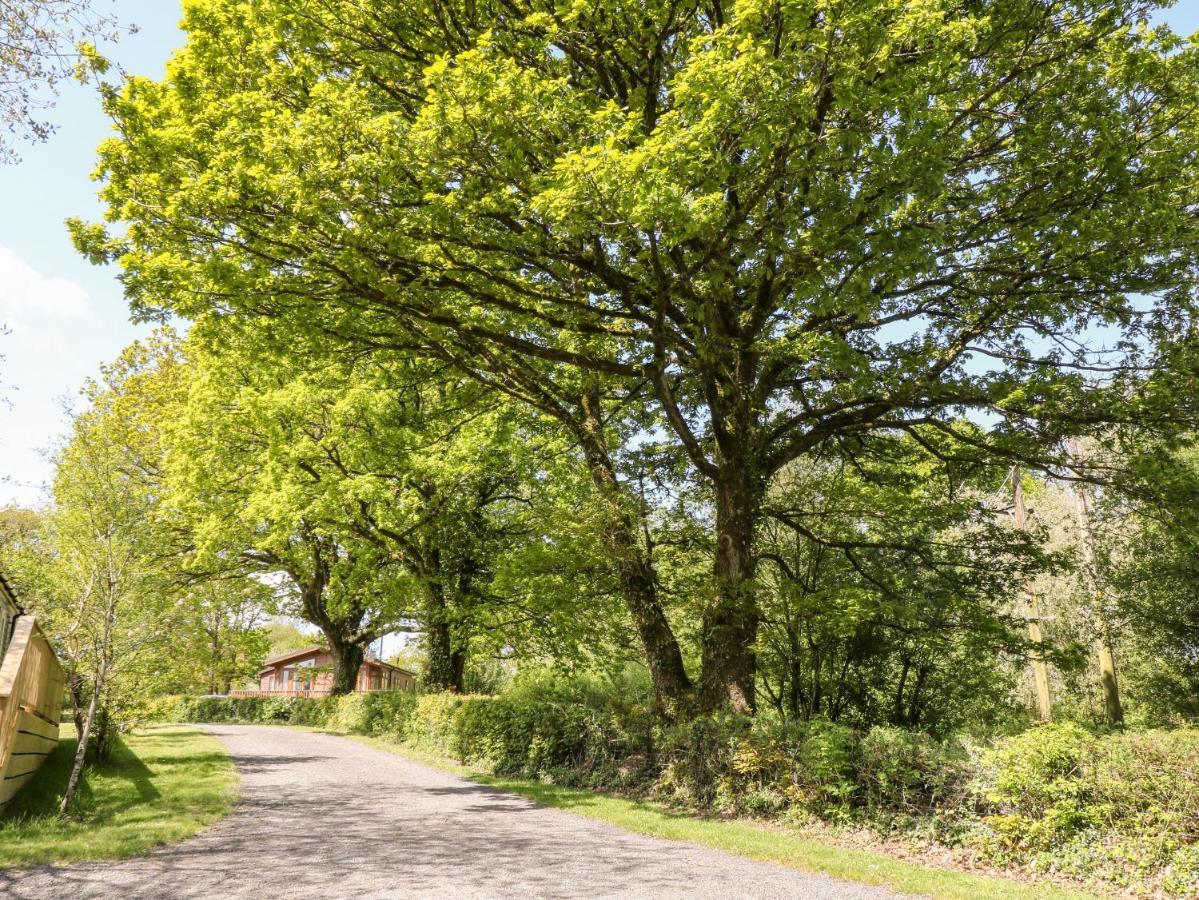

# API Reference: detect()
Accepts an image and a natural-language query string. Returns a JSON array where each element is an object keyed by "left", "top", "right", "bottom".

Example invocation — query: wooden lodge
[
  {"left": 0, "top": 571, "right": 65, "bottom": 815},
  {"left": 231, "top": 646, "right": 417, "bottom": 697}
]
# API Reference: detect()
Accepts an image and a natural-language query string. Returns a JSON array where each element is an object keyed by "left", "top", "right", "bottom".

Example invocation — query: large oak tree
[{"left": 77, "top": 0, "right": 1199, "bottom": 711}]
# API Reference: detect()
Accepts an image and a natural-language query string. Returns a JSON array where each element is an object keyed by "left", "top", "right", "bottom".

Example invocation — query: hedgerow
[{"left": 151, "top": 682, "right": 1199, "bottom": 896}]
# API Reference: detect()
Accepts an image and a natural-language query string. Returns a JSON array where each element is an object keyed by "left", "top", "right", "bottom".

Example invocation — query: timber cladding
[
  {"left": 0, "top": 617, "right": 65, "bottom": 814},
  {"left": 241, "top": 646, "right": 417, "bottom": 697}
]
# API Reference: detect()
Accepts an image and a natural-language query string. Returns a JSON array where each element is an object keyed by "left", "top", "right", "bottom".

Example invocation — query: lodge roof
[{"left": 257, "top": 645, "right": 416, "bottom": 678}]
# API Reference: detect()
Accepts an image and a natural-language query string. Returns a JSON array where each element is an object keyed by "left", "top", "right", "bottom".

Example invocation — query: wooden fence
[{"left": 0, "top": 617, "right": 65, "bottom": 813}]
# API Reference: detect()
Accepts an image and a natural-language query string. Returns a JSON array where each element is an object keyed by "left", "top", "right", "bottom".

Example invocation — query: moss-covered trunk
[{"left": 327, "top": 638, "right": 365, "bottom": 695}]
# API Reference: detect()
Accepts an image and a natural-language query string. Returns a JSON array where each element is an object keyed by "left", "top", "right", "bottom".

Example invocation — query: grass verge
[
  {"left": 0, "top": 724, "right": 238, "bottom": 868},
  {"left": 342, "top": 733, "right": 1093, "bottom": 900}
]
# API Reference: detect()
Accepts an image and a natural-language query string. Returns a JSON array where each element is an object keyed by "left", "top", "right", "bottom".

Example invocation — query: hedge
[{"left": 148, "top": 682, "right": 1199, "bottom": 896}]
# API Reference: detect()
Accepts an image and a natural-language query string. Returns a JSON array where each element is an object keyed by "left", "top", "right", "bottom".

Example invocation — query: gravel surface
[{"left": 1, "top": 724, "right": 906, "bottom": 899}]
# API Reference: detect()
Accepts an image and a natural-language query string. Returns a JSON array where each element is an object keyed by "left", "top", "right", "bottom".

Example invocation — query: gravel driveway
[{"left": 1, "top": 724, "right": 904, "bottom": 899}]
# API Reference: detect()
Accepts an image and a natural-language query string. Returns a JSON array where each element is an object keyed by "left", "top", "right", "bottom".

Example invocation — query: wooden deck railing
[
  {"left": 0, "top": 617, "right": 65, "bottom": 813},
  {"left": 227, "top": 687, "right": 392, "bottom": 698}
]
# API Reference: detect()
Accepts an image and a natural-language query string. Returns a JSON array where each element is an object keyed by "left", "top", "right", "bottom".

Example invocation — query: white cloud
[{"left": 0, "top": 243, "right": 91, "bottom": 320}]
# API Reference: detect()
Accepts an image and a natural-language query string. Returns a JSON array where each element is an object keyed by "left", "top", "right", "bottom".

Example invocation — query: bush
[
  {"left": 151, "top": 691, "right": 415, "bottom": 733},
  {"left": 732, "top": 718, "right": 857, "bottom": 817},
  {"left": 653, "top": 716, "right": 867, "bottom": 819},
  {"left": 436, "top": 676, "right": 648, "bottom": 781},
  {"left": 405, "top": 693, "right": 466, "bottom": 756},
  {"left": 158, "top": 672, "right": 650, "bottom": 787},
  {"left": 855, "top": 726, "right": 971, "bottom": 816},
  {"left": 137, "top": 694, "right": 188, "bottom": 724},
  {"left": 153, "top": 682, "right": 1199, "bottom": 896},
  {"left": 654, "top": 713, "right": 747, "bottom": 809},
  {"left": 972, "top": 724, "right": 1199, "bottom": 894},
  {"left": 976, "top": 722, "right": 1099, "bottom": 855},
  {"left": 326, "top": 691, "right": 416, "bottom": 737},
  {"left": 983, "top": 723, "right": 1093, "bottom": 817}
]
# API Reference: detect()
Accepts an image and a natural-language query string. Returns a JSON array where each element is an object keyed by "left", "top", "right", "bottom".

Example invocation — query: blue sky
[
  {"left": 1, "top": 2, "right": 1198, "bottom": 507},
  {"left": 0, "top": 1, "right": 183, "bottom": 505}
]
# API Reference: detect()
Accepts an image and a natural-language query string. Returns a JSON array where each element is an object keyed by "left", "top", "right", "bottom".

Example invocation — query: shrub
[
  {"left": 983, "top": 723, "right": 1093, "bottom": 816},
  {"left": 444, "top": 681, "right": 634, "bottom": 781},
  {"left": 156, "top": 691, "right": 412, "bottom": 733},
  {"left": 654, "top": 713, "right": 747, "bottom": 809},
  {"left": 406, "top": 693, "right": 466, "bottom": 755},
  {"left": 724, "top": 718, "right": 856, "bottom": 817},
  {"left": 153, "top": 681, "right": 1199, "bottom": 896},
  {"left": 653, "top": 716, "right": 860, "bottom": 819},
  {"left": 138, "top": 694, "right": 189, "bottom": 724},
  {"left": 970, "top": 724, "right": 1199, "bottom": 894},
  {"left": 855, "top": 726, "right": 971, "bottom": 816},
  {"left": 977, "top": 723, "right": 1097, "bottom": 852}
]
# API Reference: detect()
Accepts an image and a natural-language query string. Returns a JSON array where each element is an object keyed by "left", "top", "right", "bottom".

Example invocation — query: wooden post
[{"left": 1013, "top": 467, "right": 1052, "bottom": 723}]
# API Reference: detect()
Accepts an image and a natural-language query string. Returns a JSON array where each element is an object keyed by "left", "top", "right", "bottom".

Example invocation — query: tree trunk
[
  {"left": 424, "top": 602, "right": 464, "bottom": 692},
  {"left": 327, "top": 638, "right": 365, "bottom": 695},
  {"left": 450, "top": 646, "right": 468, "bottom": 692},
  {"left": 92, "top": 704, "right": 115, "bottom": 763},
  {"left": 893, "top": 656, "right": 911, "bottom": 725},
  {"left": 293, "top": 550, "right": 369, "bottom": 697},
  {"left": 60, "top": 688, "right": 100, "bottom": 817},
  {"left": 1013, "top": 467, "right": 1052, "bottom": 722},
  {"left": 68, "top": 668, "right": 87, "bottom": 737},
  {"left": 1026, "top": 592, "right": 1053, "bottom": 723},
  {"left": 208, "top": 625, "right": 222, "bottom": 695},
  {"left": 908, "top": 665, "right": 930, "bottom": 727},
  {"left": 61, "top": 591, "right": 115, "bottom": 817},
  {"left": 614, "top": 543, "right": 692, "bottom": 709},
  {"left": 787, "top": 625, "right": 802, "bottom": 719},
  {"left": 1068, "top": 443, "right": 1124, "bottom": 727},
  {"left": 1094, "top": 628, "right": 1123, "bottom": 727},
  {"left": 578, "top": 393, "right": 692, "bottom": 712},
  {"left": 421, "top": 548, "right": 469, "bottom": 693},
  {"left": 699, "top": 469, "right": 759, "bottom": 714}
]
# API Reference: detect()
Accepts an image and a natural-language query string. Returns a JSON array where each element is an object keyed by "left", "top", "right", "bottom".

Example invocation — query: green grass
[
  {"left": 0, "top": 724, "right": 238, "bottom": 868},
  {"left": 345, "top": 734, "right": 1095, "bottom": 900}
]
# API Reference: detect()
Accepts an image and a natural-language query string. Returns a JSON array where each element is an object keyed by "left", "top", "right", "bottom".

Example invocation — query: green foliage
[
  {"left": 1, "top": 332, "right": 281, "bottom": 754},
  {"left": 73, "top": 0, "right": 1199, "bottom": 715},
  {"left": 756, "top": 445, "right": 1037, "bottom": 734},
  {"left": 733, "top": 719, "right": 858, "bottom": 817},
  {"left": 856, "top": 727, "right": 972, "bottom": 817},
  {"left": 323, "top": 691, "right": 418, "bottom": 738},
  {"left": 404, "top": 694, "right": 467, "bottom": 757},
  {"left": 983, "top": 724, "right": 1094, "bottom": 825},
  {"left": 652, "top": 713, "right": 747, "bottom": 808},
  {"left": 406, "top": 674, "right": 654, "bottom": 781},
  {"left": 19, "top": 1, "right": 1199, "bottom": 890},
  {"left": 655, "top": 716, "right": 970, "bottom": 824},
  {"left": 158, "top": 675, "right": 1199, "bottom": 894},
  {"left": 262, "top": 623, "right": 316, "bottom": 658},
  {"left": 972, "top": 725, "right": 1199, "bottom": 893},
  {"left": 1109, "top": 449, "right": 1199, "bottom": 727}
]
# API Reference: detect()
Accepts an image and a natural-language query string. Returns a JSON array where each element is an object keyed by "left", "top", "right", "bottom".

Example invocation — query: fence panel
[{"left": 0, "top": 618, "right": 65, "bottom": 812}]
